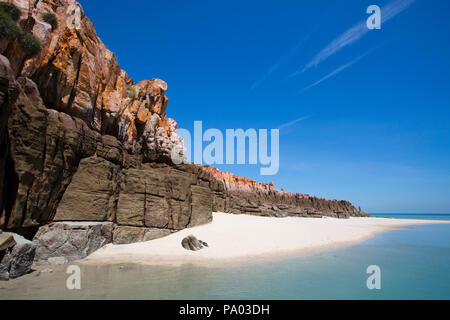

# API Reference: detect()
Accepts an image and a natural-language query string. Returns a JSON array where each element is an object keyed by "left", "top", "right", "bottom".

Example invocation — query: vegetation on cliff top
[
  {"left": 0, "top": 10, "right": 20, "bottom": 40},
  {"left": 18, "top": 32, "right": 41, "bottom": 57},
  {"left": 0, "top": 1, "right": 20, "bottom": 21},
  {"left": 0, "top": 1, "right": 41, "bottom": 57}
]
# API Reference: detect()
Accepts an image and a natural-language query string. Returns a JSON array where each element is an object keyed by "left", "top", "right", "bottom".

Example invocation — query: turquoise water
[
  {"left": 370, "top": 213, "right": 450, "bottom": 221},
  {"left": 2, "top": 214, "right": 450, "bottom": 299}
]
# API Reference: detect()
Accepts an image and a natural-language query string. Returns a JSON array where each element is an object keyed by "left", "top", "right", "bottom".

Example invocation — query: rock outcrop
[
  {"left": 203, "top": 166, "right": 366, "bottom": 218},
  {"left": 0, "top": 232, "right": 36, "bottom": 280},
  {"left": 32, "top": 221, "right": 113, "bottom": 261},
  {"left": 0, "top": 0, "right": 367, "bottom": 267},
  {"left": 0, "top": 232, "right": 15, "bottom": 251},
  {"left": 0, "top": 0, "right": 188, "bottom": 233}
]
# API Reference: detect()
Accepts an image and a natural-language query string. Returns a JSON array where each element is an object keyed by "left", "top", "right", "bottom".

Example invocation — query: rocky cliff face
[
  {"left": 203, "top": 167, "right": 364, "bottom": 218},
  {"left": 0, "top": 0, "right": 366, "bottom": 250}
]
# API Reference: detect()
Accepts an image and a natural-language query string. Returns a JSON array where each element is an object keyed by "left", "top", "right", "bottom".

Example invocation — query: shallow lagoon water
[{"left": 1, "top": 214, "right": 450, "bottom": 299}]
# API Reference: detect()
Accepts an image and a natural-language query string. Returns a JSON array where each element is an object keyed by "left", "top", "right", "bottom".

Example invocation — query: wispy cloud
[
  {"left": 300, "top": 48, "right": 374, "bottom": 92},
  {"left": 278, "top": 115, "right": 312, "bottom": 130},
  {"left": 251, "top": 33, "right": 312, "bottom": 90},
  {"left": 298, "top": 0, "right": 415, "bottom": 74}
]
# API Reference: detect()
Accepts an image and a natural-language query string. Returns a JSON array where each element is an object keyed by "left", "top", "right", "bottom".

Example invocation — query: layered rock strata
[
  {"left": 203, "top": 167, "right": 365, "bottom": 218},
  {"left": 0, "top": 61, "right": 216, "bottom": 242}
]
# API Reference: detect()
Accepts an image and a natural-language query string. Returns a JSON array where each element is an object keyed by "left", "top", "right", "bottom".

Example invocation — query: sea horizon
[{"left": 371, "top": 213, "right": 450, "bottom": 215}]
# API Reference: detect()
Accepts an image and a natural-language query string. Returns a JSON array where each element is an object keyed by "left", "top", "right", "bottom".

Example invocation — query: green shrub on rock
[
  {"left": 0, "top": 1, "right": 21, "bottom": 21},
  {"left": 42, "top": 12, "right": 58, "bottom": 31},
  {"left": 0, "top": 2, "right": 42, "bottom": 58},
  {"left": 127, "top": 84, "right": 137, "bottom": 99},
  {"left": 18, "top": 32, "right": 41, "bottom": 57},
  {"left": 0, "top": 10, "right": 20, "bottom": 40}
]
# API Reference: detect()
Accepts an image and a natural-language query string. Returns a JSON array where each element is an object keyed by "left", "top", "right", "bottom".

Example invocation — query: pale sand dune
[{"left": 81, "top": 213, "right": 450, "bottom": 266}]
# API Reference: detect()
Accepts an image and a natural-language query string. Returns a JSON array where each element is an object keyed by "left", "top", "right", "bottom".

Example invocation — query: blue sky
[{"left": 79, "top": 0, "right": 450, "bottom": 213}]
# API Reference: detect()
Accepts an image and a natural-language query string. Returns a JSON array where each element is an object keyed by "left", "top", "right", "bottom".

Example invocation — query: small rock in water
[
  {"left": 41, "top": 268, "right": 53, "bottom": 274},
  {"left": 48, "top": 257, "right": 68, "bottom": 265},
  {"left": 181, "top": 235, "right": 208, "bottom": 251},
  {"left": 119, "top": 265, "right": 130, "bottom": 271},
  {"left": 33, "top": 268, "right": 53, "bottom": 276}
]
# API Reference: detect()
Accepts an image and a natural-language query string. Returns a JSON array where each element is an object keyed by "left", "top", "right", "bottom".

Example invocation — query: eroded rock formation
[
  {"left": 0, "top": 0, "right": 367, "bottom": 260},
  {"left": 0, "top": 231, "right": 36, "bottom": 280},
  {"left": 33, "top": 221, "right": 113, "bottom": 261}
]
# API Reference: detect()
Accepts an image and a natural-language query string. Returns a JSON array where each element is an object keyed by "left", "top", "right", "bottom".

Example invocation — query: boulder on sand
[{"left": 181, "top": 235, "right": 209, "bottom": 251}]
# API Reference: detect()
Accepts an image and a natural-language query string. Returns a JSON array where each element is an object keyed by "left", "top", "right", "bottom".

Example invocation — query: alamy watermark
[
  {"left": 172, "top": 121, "right": 279, "bottom": 176},
  {"left": 366, "top": 265, "right": 381, "bottom": 290},
  {"left": 66, "top": 265, "right": 81, "bottom": 290},
  {"left": 367, "top": 5, "right": 381, "bottom": 29}
]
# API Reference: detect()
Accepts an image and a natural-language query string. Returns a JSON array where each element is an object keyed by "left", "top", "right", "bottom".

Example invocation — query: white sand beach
[{"left": 81, "top": 213, "right": 450, "bottom": 266}]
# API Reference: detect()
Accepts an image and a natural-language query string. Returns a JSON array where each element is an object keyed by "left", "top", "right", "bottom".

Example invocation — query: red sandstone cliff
[{"left": 2, "top": 0, "right": 184, "bottom": 161}]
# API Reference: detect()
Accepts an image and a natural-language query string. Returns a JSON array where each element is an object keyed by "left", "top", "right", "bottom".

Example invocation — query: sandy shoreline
[{"left": 81, "top": 213, "right": 450, "bottom": 267}]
